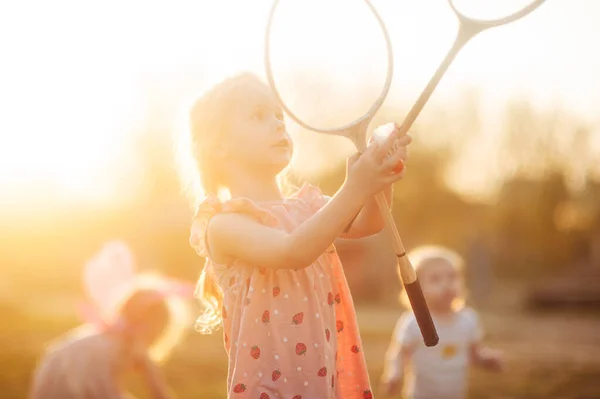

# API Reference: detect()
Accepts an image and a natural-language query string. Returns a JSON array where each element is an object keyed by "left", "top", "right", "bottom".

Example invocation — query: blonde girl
[{"left": 184, "top": 72, "right": 411, "bottom": 398}]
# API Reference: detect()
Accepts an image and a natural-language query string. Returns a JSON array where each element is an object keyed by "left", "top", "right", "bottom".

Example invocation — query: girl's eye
[{"left": 252, "top": 107, "right": 283, "bottom": 122}]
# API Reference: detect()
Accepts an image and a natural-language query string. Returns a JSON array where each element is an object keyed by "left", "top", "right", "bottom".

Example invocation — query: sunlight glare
[{"left": 0, "top": 0, "right": 598, "bottom": 205}]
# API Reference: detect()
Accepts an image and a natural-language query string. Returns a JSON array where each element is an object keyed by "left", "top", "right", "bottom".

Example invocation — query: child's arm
[
  {"left": 466, "top": 309, "right": 503, "bottom": 372},
  {"left": 380, "top": 314, "right": 418, "bottom": 395},
  {"left": 381, "top": 340, "right": 413, "bottom": 396},
  {"left": 207, "top": 134, "right": 405, "bottom": 270},
  {"left": 134, "top": 350, "right": 175, "bottom": 399},
  {"left": 470, "top": 344, "right": 503, "bottom": 371}
]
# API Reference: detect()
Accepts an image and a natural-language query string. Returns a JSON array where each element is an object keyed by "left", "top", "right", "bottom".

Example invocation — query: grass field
[{"left": 3, "top": 294, "right": 600, "bottom": 399}]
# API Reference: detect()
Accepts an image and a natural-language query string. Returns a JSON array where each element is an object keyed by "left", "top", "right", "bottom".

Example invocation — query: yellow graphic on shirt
[{"left": 441, "top": 344, "right": 458, "bottom": 359}]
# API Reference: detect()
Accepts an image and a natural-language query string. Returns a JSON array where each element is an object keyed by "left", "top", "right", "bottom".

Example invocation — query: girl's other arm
[{"left": 341, "top": 185, "right": 392, "bottom": 239}]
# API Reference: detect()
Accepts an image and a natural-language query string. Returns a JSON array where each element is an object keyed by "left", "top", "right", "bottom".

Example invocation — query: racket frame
[{"left": 264, "top": 0, "right": 547, "bottom": 348}]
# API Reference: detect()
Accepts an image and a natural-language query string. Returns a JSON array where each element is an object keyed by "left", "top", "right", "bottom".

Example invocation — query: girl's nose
[{"left": 275, "top": 118, "right": 285, "bottom": 133}]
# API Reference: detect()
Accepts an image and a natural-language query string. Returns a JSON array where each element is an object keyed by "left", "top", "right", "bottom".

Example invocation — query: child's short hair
[{"left": 399, "top": 245, "right": 465, "bottom": 310}]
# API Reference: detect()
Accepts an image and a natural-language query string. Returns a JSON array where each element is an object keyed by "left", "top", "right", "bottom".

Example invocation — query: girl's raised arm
[
  {"left": 208, "top": 128, "right": 406, "bottom": 269},
  {"left": 208, "top": 180, "right": 366, "bottom": 270}
]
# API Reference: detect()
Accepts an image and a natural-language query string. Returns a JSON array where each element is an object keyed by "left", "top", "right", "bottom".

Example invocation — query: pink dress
[{"left": 190, "top": 184, "right": 374, "bottom": 399}]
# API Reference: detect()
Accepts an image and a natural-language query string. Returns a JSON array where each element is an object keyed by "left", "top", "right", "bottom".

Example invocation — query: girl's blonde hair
[
  {"left": 178, "top": 72, "right": 300, "bottom": 334},
  {"left": 176, "top": 72, "right": 267, "bottom": 207},
  {"left": 399, "top": 245, "right": 466, "bottom": 310},
  {"left": 177, "top": 71, "right": 299, "bottom": 206},
  {"left": 193, "top": 261, "right": 224, "bottom": 334}
]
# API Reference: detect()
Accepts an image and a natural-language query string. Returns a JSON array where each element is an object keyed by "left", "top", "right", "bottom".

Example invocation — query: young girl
[
  {"left": 380, "top": 245, "right": 503, "bottom": 399},
  {"left": 29, "top": 242, "right": 193, "bottom": 399},
  {"left": 185, "top": 72, "right": 411, "bottom": 398}
]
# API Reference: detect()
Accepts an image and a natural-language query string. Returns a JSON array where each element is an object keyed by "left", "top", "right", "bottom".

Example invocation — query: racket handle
[
  {"left": 375, "top": 193, "right": 439, "bottom": 346},
  {"left": 403, "top": 277, "right": 439, "bottom": 347}
]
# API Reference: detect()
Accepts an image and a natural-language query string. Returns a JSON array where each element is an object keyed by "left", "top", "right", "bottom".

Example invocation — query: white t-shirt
[{"left": 384, "top": 308, "right": 482, "bottom": 399}]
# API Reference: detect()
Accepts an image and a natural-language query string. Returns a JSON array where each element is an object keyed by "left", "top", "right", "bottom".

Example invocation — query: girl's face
[
  {"left": 418, "top": 258, "right": 462, "bottom": 312},
  {"left": 224, "top": 81, "right": 292, "bottom": 177}
]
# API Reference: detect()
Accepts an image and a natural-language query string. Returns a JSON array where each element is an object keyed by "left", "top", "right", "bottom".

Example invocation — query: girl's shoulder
[
  {"left": 189, "top": 194, "right": 279, "bottom": 259},
  {"left": 287, "top": 183, "right": 329, "bottom": 210},
  {"left": 190, "top": 183, "right": 329, "bottom": 258}
]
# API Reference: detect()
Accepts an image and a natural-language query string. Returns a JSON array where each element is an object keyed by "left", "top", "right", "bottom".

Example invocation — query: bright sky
[{"left": 0, "top": 0, "right": 598, "bottom": 206}]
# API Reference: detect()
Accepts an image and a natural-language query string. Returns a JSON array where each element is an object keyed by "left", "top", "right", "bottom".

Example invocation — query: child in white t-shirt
[{"left": 380, "top": 245, "right": 503, "bottom": 399}]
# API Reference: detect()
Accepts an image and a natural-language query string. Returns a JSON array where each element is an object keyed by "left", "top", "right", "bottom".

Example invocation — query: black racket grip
[{"left": 404, "top": 278, "right": 439, "bottom": 347}]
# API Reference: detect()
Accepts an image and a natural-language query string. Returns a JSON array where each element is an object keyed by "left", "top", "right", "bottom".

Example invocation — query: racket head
[
  {"left": 264, "top": 0, "right": 394, "bottom": 150},
  {"left": 448, "top": 0, "right": 547, "bottom": 27}
]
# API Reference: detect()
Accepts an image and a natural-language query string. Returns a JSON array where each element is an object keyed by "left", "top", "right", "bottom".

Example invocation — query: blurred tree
[{"left": 5, "top": 77, "right": 600, "bottom": 309}]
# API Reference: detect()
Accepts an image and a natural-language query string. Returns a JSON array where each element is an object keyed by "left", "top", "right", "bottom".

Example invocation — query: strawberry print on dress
[
  {"left": 272, "top": 369, "right": 281, "bottom": 381},
  {"left": 291, "top": 312, "right": 304, "bottom": 326},
  {"left": 190, "top": 183, "right": 372, "bottom": 398}
]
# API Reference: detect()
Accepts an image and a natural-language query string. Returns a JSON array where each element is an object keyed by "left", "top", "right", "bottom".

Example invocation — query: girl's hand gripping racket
[{"left": 264, "top": 0, "right": 547, "bottom": 348}]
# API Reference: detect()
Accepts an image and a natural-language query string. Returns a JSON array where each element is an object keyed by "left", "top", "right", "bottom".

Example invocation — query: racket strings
[{"left": 266, "top": 0, "right": 392, "bottom": 132}]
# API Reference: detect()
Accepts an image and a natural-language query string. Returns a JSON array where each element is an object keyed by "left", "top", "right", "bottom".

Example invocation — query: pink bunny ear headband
[{"left": 76, "top": 241, "right": 195, "bottom": 334}]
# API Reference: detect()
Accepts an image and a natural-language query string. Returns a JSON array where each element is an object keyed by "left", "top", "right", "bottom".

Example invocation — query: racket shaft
[
  {"left": 375, "top": 194, "right": 415, "bottom": 281},
  {"left": 374, "top": 193, "right": 439, "bottom": 346},
  {"left": 397, "top": 25, "right": 473, "bottom": 138}
]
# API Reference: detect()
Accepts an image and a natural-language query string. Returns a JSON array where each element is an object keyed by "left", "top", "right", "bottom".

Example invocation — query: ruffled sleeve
[
  {"left": 189, "top": 194, "right": 280, "bottom": 258},
  {"left": 294, "top": 183, "right": 330, "bottom": 213}
]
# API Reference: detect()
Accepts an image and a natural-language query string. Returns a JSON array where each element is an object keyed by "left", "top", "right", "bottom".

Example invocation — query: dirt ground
[
  {"left": 359, "top": 307, "right": 600, "bottom": 399},
  {"left": 3, "top": 292, "right": 600, "bottom": 399}
]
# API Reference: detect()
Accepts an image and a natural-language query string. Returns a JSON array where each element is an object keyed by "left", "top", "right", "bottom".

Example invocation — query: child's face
[
  {"left": 120, "top": 292, "right": 168, "bottom": 349},
  {"left": 418, "top": 258, "right": 462, "bottom": 311},
  {"left": 225, "top": 81, "right": 292, "bottom": 176},
  {"left": 135, "top": 316, "right": 166, "bottom": 348}
]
